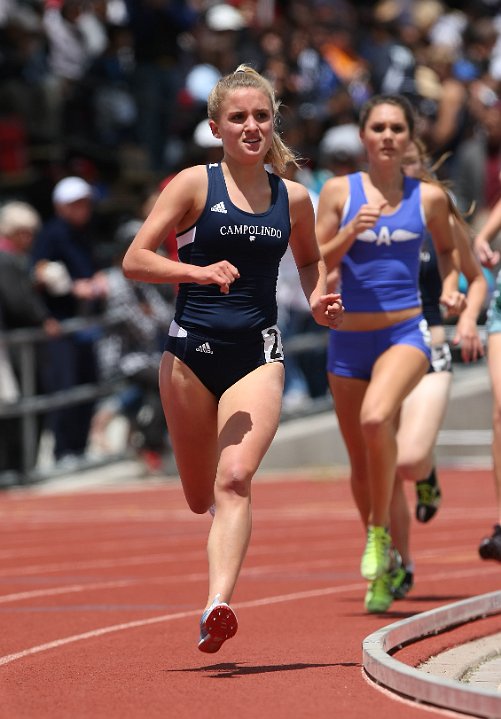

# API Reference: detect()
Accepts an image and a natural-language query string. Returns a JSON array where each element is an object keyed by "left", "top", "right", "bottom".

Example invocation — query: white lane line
[
  {"left": 0, "top": 546, "right": 498, "bottom": 605},
  {"left": 0, "top": 551, "right": 203, "bottom": 578},
  {"left": 0, "top": 536, "right": 358, "bottom": 578},
  {"left": 0, "top": 584, "right": 363, "bottom": 667},
  {"left": 0, "top": 579, "right": 137, "bottom": 604},
  {"left": 0, "top": 526, "right": 486, "bottom": 580},
  {"left": 0, "top": 558, "right": 350, "bottom": 605},
  {"left": 0, "top": 565, "right": 499, "bottom": 668}
]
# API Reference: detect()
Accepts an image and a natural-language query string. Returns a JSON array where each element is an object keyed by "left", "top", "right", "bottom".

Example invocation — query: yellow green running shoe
[
  {"left": 360, "top": 525, "right": 391, "bottom": 580},
  {"left": 390, "top": 566, "right": 414, "bottom": 599},
  {"left": 365, "top": 573, "right": 393, "bottom": 613}
]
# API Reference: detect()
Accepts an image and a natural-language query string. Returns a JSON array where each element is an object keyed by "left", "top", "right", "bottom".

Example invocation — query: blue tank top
[
  {"left": 339, "top": 173, "right": 426, "bottom": 312},
  {"left": 419, "top": 231, "right": 443, "bottom": 326},
  {"left": 175, "top": 163, "right": 291, "bottom": 336}
]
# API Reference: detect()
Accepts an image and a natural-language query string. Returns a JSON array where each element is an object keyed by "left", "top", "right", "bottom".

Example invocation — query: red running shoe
[{"left": 198, "top": 594, "right": 238, "bottom": 653}]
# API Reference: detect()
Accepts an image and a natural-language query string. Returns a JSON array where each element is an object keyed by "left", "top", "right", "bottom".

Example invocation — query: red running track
[{"left": 0, "top": 467, "right": 499, "bottom": 719}]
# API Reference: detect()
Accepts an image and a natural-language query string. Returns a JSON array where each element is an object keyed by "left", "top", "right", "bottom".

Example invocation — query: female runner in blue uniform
[
  {"left": 122, "top": 65, "right": 343, "bottom": 652},
  {"left": 316, "top": 94, "right": 465, "bottom": 613}
]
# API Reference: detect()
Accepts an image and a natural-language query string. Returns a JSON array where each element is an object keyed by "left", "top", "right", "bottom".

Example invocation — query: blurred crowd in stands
[
  {"left": 4, "top": 0, "right": 501, "bottom": 224},
  {"left": 1, "top": 0, "right": 501, "bottom": 476}
]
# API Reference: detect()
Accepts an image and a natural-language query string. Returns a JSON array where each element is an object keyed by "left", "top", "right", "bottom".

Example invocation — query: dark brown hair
[
  {"left": 358, "top": 94, "right": 416, "bottom": 136},
  {"left": 405, "top": 137, "right": 472, "bottom": 231}
]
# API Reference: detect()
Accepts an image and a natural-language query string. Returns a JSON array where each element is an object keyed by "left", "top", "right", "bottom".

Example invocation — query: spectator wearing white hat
[
  {"left": 31, "top": 175, "right": 107, "bottom": 466},
  {"left": 0, "top": 200, "right": 61, "bottom": 480},
  {"left": 306, "top": 123, "right": 367, "bottom": 200},
  {"left": 191, "top": 118, "right": 223, "bottom": 165},
  {"left": 204, "top": 4, "right": 246, "bottom": 33},
  {"left": 318, "top": 123, "right": 365, "bottom": 172}
]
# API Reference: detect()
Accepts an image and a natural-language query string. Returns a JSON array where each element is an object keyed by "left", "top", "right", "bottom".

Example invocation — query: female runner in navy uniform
[
  {"left": 122, "top": 65, "right": 343, "bottom": 652},
  {"left": 316, "top": 94, "right": 465, "bottom": 613}
]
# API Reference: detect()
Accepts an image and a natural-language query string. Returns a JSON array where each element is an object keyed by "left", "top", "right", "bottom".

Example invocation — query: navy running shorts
[
  {"left": 487, "top": 269, "right": 501, "bottom": 335},
  {"left": 326, "top": 314, "right": 431, "bottom": 380},
  {"left": 165, "top": 320, "right": 284, "bottom": 398}
]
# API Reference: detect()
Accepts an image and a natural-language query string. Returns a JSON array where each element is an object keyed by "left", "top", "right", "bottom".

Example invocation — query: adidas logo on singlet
[
  {"left": 196, "top": 342, "right": 213, "bottom": 354},
  {"left": 210, "top": 201, "right": 227, "bottom": 214}
]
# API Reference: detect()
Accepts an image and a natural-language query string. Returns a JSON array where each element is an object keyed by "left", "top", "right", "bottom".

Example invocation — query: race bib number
[
  {"left": 430, "top": 342, "right": 452, "bottom": 373},
  {"left": 419, "top": 318, "right": 431, "bottom": 347},
  {"left": 262, "top": 325, "right": 284, "bottom": 363}
]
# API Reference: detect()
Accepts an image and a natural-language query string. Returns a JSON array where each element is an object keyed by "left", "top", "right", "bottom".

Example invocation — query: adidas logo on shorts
[
  {"left": 210, "top": 201, "right": 227, "bottom": 214},
  {"left": 196, "top": 342, "right": 213, "bottom": 354}
]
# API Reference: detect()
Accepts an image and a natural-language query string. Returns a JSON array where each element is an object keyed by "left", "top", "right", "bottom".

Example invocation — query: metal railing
[
  {"left": 0, "top": 317, "right": 486, "bottom": 488},
  {"left": 0, "top": 316, "right": 127, "bottom": 486}
]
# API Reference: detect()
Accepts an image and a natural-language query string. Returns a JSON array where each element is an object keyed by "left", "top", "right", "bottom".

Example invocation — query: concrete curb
[{"left": 363, "top": 591, "right": 501, "bottom": 718}]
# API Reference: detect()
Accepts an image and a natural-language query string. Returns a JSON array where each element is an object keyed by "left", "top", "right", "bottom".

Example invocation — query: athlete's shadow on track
[
  {"left": 407, "top": 594, "right": 469, "bottom": 603},
  {"left": 379, "top": 594, "right": 470, "bottom": 618},
  {"left": 166, "top": 661, "right": 359, "bottom": 677},
  {"left": 344, "top": 593, "right": 469, "bottom": 619}
]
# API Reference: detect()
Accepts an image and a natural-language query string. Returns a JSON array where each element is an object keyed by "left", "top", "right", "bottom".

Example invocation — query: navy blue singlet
[
  {"left": 419, "top": 231, "right": 443, "bottom": 327},
  {"left": 175, "top": 163, "right": 291, "bottom": 337}
]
